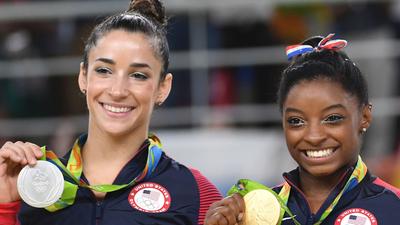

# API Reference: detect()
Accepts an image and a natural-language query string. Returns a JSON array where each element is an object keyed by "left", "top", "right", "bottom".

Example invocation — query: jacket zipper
[{"left": 95, "top": 200, "right": 103, "bottom": 225}]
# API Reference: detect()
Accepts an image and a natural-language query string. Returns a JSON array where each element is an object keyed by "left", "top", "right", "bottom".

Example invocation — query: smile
[
  {"left": 305, "top": 148, "right": 335, "bottom": 158},
  {"left": 103, "top": 103, "right": 133, "bottom": 113}
]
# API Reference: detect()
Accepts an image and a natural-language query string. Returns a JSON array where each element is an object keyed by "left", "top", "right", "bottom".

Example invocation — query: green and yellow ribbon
[{"left": 38, "top": 134, "right": 163, "bottom": 212}]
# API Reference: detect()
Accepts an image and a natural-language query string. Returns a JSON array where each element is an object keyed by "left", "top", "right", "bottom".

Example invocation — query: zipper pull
[{"left": 96, "top": 201, "right": 103, "bottom": 220}]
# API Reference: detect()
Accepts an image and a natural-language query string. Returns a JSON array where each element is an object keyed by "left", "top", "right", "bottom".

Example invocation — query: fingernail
[{"left": 237, "top": 213, "right": 243, "bottom": 221}]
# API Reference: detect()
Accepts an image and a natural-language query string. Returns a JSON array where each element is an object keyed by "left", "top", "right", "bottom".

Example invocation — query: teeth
[
  {"left": 306, "top": 148, "right": 334, "bottom": 158},
  {"left": 103, "top": 104, "right": 132, "bottom": 113}
]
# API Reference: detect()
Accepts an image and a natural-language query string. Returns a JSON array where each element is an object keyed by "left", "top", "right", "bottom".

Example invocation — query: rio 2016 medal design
[
  {"left": 17, "top": 160, "right": 64, "bottom": 208},
  {"left": 240, "top": 189, "right": 281, "bottom": 225}
]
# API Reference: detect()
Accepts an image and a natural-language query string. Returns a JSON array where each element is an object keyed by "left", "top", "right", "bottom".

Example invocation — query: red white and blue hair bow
[{"left": 286, "top": 33, "right": 347, "bottom": 60}]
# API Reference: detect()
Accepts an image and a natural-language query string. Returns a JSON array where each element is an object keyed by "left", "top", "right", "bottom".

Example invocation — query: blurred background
[{"left": 0, "top": 0, "right": 400, "bottom": 194}]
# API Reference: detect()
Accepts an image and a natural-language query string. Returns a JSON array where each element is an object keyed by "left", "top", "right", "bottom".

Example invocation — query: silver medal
[{"left": 17, "top": 160, "right": 64, "bottom": 208}]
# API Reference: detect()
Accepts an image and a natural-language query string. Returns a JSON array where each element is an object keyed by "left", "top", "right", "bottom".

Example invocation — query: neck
[
  {"left": 83, "top": 123, "right": 148, "bottom": 166},
  {"left": 298, "top": 167, "right": 349, "bottom": 213}
]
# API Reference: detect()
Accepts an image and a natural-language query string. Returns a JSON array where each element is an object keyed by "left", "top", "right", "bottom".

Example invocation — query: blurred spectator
[
  {"left": 1, "top": 29, "right": 52, "bottom": 118},
  {"left": 270, "top": 3, "right": 332, "bottom": 44}
]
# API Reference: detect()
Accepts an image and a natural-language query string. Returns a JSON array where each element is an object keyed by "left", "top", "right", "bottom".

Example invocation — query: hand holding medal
[
  {"left": 3, "top": 145, "right": 64, "bottom": 208},
  {"left": 227, "top": 179, "right": 300, "bottom": 225},
  {"left": 0, "top": 141, "right": 44, "bottom": 203},
  {"left": 17, "top": 160, "right": 64, "bottom": 208}
]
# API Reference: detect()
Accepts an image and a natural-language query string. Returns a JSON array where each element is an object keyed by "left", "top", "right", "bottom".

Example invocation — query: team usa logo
[
  {"left": 128, "top": 182, "right": 171, "bottom": 213},
  {"left": 335, "top": 208, "right": 377, "bottom": 225}
]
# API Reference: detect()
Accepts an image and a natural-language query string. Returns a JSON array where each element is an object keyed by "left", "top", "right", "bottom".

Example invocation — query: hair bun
[
  {"left": 302, "top": 36, "right": 323, "bottom": 47},
  {"left": 128, "top": 0, "right": 167, "bottom": 26}
]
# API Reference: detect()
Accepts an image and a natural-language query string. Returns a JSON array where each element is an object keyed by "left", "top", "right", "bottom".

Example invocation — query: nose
[
  {"left": 303, "top": 122, "right": 327, "bottom": 146},
  {"left": 108, "top": 74, "right": 128, "bottom": 98}
]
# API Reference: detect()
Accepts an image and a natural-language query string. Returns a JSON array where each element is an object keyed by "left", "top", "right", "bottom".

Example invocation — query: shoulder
[
  {"left": 352, "top": 177, "right": 400, "bottom": 223},
  {"left": 189, "top": 168, "right": 222, "bottom": 200},
  {"left": 155, "top": 155, "right": 222, "bottom": 224},
  {"left": 160, "top": 155, "right": 221, "bottom": 195},
  {"left": 189, "top": 168, "right": 222, "bottom": 225},
  {"left": 155, "top": 155, "right": 222, "bottom": 199},
  {"left": 157, "top": 153, "right": 195, "bottom": 177},
  {"left": 371, "top": 177, "right": 400, "bottom": 199},
  {"left": 159, "top": 155, "right": 221, "bottom": 200}
]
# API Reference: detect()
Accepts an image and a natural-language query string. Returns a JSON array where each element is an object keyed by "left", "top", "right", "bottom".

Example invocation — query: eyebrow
[
  {"left": 284, "top": 104, "right": 346, "bottom": 114},
  {"left": 284, "top": 107, "right": 302, "bottom": 114},
  {"left": 95, "top": 57, "right": 115, "bottom": 65},
  {"left": 322, "top": 104, "right": 346, "bottom": 112},
  {"left": 130, "top": 62, "right": 152, "bottom": 70},
  {"left": 95, "top": 58, "right": 152, "bottom": 69}
]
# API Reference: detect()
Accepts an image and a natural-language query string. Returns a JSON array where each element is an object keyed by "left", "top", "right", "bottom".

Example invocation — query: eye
[
  {"left": 95, "top": 67, "right": 112, "bottom": 75},
  {"left": 322, "top": 114, "right": 345, "bottom": 124},
  {"left": 287, "top": 117, "right": 305, "bottom": 127},
  {"left": 130, "top": 72, "right": 148, "bottom": 80}
]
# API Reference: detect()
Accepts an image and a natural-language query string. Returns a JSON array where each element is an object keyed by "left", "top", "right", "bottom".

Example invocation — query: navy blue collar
[{"left": 281, "top": 166, "right": 372, "bottom": 221}]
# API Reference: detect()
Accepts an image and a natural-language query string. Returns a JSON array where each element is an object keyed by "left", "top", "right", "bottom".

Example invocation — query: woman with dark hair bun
[
  {"left": 205, "top": 34, "right": 400, "bottom": 225},
  {"left": 0, "top": 1, "right": 222, "bottom": 224}
]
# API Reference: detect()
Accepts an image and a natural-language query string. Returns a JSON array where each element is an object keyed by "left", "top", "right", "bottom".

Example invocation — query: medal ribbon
[
  {"left": 278, "top": 155, "right": 367, "bottom": 225},
  {"left": 228, "top": 179, "right": 301, "bottom": 225},
  {"left": 39, "top": 134, "right": 163, "bottom": 212}
]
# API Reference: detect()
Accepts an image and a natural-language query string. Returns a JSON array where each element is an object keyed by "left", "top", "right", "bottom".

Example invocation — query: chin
[
  {"left": 99, "top": 123, "right": 134, "bottom": 136},
  {"left": 303, "top": 165, "right": 339, "bottom": 178},
  {"left": 103, "top": 128, "right": 130, "bottom": 137},
  {"left": 310, "top": 170, "right": 333, "bottom": 178}
]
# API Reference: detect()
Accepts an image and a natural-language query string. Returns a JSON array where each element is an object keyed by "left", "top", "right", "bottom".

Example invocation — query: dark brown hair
[{"left": 82, "top": 0, "right": 169, "bottom": 80}]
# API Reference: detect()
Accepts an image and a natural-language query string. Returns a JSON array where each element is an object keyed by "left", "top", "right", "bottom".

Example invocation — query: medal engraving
[
  {"left": 17, "top": 161, "right": 64, "bottom": 208},
  {"left": 240, "top": 189, "right": 281, "bottom": 225}
]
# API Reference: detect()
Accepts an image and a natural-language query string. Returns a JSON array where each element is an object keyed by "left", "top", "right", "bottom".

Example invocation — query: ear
[
  {"left": 360, "top": 103, "right": 372, "bottom": 133},
  {"left": 156, "top": 73, "right": 173, "bottom": 104},
  {"left": 78, "top": 62, "right": 88, "bottom": 94}
]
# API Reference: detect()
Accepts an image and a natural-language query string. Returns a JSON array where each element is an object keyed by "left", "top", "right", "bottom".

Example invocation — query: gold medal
[{"left": 240, "top": 189, "right": 281, "bottom": 225}]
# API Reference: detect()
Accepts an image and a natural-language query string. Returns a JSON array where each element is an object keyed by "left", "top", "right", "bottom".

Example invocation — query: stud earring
[
  {"left": 82, "top": 89, "right": 87, "bottom": 95},
  {"left": 362, "top": 127, "right": 367, "bottom": 133}
]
